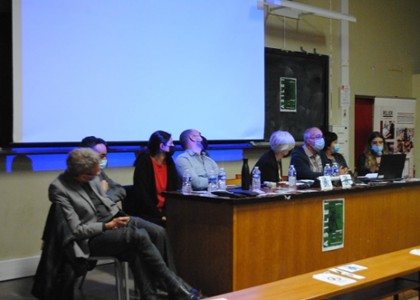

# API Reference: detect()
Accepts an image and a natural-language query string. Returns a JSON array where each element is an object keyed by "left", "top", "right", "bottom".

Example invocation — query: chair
[{"left": 79, "top": 256, "right": 131, "bottom": 300}]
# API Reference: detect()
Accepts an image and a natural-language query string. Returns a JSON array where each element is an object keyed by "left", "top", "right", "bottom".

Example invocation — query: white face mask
[
  {"left": 313, "top": 138, "right": 325, "bottom": 151},
  {"left": 99, "top": 159, "right": 108, "bottom": 170}
]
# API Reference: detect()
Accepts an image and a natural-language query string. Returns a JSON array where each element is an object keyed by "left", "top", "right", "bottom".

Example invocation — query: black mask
[{"left": 167, "top": 145, "right": 175, "bottom": 157}]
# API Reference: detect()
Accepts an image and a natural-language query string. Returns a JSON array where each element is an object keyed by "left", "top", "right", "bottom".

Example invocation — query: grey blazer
[{"left": 48, "top": 171, "right": 120, "bottom": 258}]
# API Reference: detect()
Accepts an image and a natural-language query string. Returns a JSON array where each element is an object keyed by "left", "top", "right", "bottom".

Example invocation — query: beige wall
[
  {"left": 266, "top": 0, "right": 420, "bottom": 168},
  {"left": 0, "top": 151, "right": 266, "bottom": 264},
  {"left": 1, "top": 0, "right": 419, "bottom": 277}
]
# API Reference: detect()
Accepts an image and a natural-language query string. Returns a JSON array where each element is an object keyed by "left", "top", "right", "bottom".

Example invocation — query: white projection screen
[{"left": 12, "top": 0, "right": 265, "bottom": 144}]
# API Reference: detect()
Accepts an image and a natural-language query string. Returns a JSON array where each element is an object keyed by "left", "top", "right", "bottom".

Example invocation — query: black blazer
[
  {"left": 133, "top": 152, "right": 179, "bottom": 226},
  {"left": 290, "top": 145, "right": 327, "bottom": 180},
  {"left": 254, "top": 150, "right": 282, "bottom": 183},
  {"left": 32, "top": 203, "right": 92, "bottom": 300}
]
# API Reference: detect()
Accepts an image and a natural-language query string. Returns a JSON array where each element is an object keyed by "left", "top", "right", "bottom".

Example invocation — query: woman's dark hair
[
  {"left": 323, "top": 131, "right": 338, "bottom": 151},
  {"left": 148, "top": 130, "right": 172, "bottom": 156}
]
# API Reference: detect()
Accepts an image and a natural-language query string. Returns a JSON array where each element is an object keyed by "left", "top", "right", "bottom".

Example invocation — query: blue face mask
[
  {"left": 313, "top": 138, "right": 325, "bottom": 152},
  {"left": 99, "top": 159, "right": 108, "bottom": 170},
  {"left": 332, "top": 143, "right": 340, "bottom": 154},
  {"left": 371, "top": 145, "right": 383, "bottom": 155}
]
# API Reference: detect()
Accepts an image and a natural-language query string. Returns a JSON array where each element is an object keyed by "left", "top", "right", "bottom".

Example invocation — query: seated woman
[
  {"left": 254, "top": 130, "right": 295, "bottom": 183},
  {"left": 356, "top": 131, "right": 389, "bottom": 176},
  {"left": 322, "top": 131, "right": 349, "bottom": 175},
  {"left": 133, "top": 130, "right": 179, "bottom": 227}
]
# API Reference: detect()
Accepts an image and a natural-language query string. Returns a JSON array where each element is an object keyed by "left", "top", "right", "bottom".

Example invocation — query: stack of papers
[{"left": 313, "top": 264, "right": 367, "bottom": 286}]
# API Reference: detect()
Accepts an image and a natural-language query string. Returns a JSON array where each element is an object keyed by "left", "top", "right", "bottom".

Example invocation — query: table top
[
  {"left": 164, "top": 179, "right": 420, "bottom": 205},
  {"left": 207, "top": 246, "right": 420, "bottom": 300}
]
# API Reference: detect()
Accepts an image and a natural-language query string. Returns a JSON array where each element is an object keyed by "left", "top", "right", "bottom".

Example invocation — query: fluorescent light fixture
[{"left": 257, "top": 0, "right": 356, "bottom": 22}]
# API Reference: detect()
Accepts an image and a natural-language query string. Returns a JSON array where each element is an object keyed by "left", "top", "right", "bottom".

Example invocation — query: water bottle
[
  {"left": 251, "top": 166, "right": 261, "bottom": 191},
  {"left": 207, "top": 169, "right": 217, "bottom": 193},
  {"left": 217, "top": 167, "right": 227, "bottom": 191},
  {"left": 324, "top": 163, "right": 332, "bottom": 176},
  {"left": 241, "top": 158, "right": 250, "bottom": 190},
  {"left": 181, "top": 169, "right": 192, "bottom": 193},
  {"left": 288, "top": 164, "right": 297, "bottom": 188},
  {"left": 332, "top": 162, "right": 339, "bottom": 176}
]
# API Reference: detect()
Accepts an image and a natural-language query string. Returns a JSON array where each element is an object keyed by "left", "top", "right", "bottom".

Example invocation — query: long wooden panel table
[
  {"left": 165, "top": 181, "right": 420, "bottom": 296},
  {"left": 207, "top": 246, "right": 420, "bottom": 300}
]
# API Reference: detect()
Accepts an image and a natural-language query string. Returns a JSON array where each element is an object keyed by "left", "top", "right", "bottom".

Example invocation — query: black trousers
[{"left": 88, "top": 217, "right": 179, "bottom": 299}]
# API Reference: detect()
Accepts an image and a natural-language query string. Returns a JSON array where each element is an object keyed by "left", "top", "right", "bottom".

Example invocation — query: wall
[{"left": 1, "top": 0, "right": 420, "bottom": 280}]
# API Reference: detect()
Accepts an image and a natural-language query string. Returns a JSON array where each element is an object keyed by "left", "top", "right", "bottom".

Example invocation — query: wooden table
[
  {"left": 165, "top": 181, "right": 420, "bottom": 296},
  {"left": 206, "top": 246, "right": 420, "bottom": 300}
]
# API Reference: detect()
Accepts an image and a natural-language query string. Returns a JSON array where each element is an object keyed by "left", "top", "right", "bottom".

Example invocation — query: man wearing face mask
[
  {"left": 290, "top": 127, "right": 328, "bottom": 180},
  {"left": 80, "top": 136, "right": 126, "bottom": 203},
  {"left": 133, "top": 130, "right": 179, "bottom": 227},
  {"left": 254, "top": 130, "right": 296, "bottom": 183},
  {"left": 44, "top": 148, "right": 201, "bottom": 300},
  {"left": 175, "top": 129, "right": 219, "bottom": 190}
]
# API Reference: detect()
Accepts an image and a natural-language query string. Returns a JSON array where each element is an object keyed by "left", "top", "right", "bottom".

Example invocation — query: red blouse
[{"left": 151, "top": 157, "right": 167, "bottom": 211}]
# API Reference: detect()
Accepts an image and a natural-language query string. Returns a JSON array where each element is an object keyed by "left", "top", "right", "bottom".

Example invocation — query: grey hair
[
  {"left": 67, "top": 148, "right": 100, "bottom": 176},
  {"left": 269, "top": 130, "right": 296, "bottom": 153},
  {"left": 303, "top": 127, "right": 321, "bottom": 143}
]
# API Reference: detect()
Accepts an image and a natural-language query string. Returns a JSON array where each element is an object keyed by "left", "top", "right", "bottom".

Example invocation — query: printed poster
[
  {"left": 374, "top": 97, "right": 416, "bottom": 178},
  {"left": 279, "top": 77, "right": 297, "bottom": 112},
  {"left": 322, "top": 199, "right": 344, "bottom": 251}
]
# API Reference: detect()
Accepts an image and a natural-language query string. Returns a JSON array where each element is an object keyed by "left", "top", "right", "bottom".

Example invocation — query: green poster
[
  {"left": 279, "top": 77, "right": 297, "bottom": 112},
  {"left": 322, "top": 199, "right": 344, "bottom": 251}
]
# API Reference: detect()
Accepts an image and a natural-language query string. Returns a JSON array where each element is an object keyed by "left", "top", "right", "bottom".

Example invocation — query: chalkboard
[{"left": 265, "top": 48, "right": 329, "bottom": 141}]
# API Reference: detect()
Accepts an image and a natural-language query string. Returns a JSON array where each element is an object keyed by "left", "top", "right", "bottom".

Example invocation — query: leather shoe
[{"left": 171, "top": 284, "right": 202, "bottom": 300}]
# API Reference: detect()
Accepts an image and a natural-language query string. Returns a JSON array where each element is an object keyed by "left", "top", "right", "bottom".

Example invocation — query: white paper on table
[
  {"left": 313, "top": 272, "right": 356, "bottom": 286},
  {"left": 338, "top": 264, "right": 368, "bottom": 272}
]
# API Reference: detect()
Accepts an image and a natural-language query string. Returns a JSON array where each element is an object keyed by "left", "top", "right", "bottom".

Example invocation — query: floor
[{"left": 0, "top": 264, "right": 139, "bottom": 300}]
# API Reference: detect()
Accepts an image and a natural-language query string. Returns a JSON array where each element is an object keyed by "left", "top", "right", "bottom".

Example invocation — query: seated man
[
  {"left": 175, "top": 129, "right": 219, "bottom": 190},
  {"left": 290, "top": 127, "right": 327, "bottom": 180},
  {"left": 80, "top": 136, "right": 126, "bottom": 203},
  {"left": 49, "top": 148, "right": 199, "bottom": 300}
]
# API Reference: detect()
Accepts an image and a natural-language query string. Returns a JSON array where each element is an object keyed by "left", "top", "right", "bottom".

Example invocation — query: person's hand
[
  {"left": 101, "top": 180, "right": 109, "bottom": 193},
  {"left": 105, "top": 216, "right": 130, "bottom": 230},
  {"left": 339, "top": 167, "right": 349, "bottom": 175}
]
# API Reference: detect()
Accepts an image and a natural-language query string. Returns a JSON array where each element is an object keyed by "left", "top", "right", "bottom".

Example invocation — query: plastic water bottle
[
  {"left": 324, "top": 163, "right": 332, "bottom": 176},
  {"left": 217, "top": 167, "right": 227, "bottom": 191},
  {"left": 332, "top": 162, "right": 339, "bottom": 176},
  {"left": 288, "top": 164, "right": 297, "bottom": 188},
  {"left": 207, "top": 169, "right": 217, "bottom": 192},
  {"left": 181, "top": 169, "right": 192, "bottom": 193},
  {"left": 251, "top": 166, "right": 261, "bottom": 191}
]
